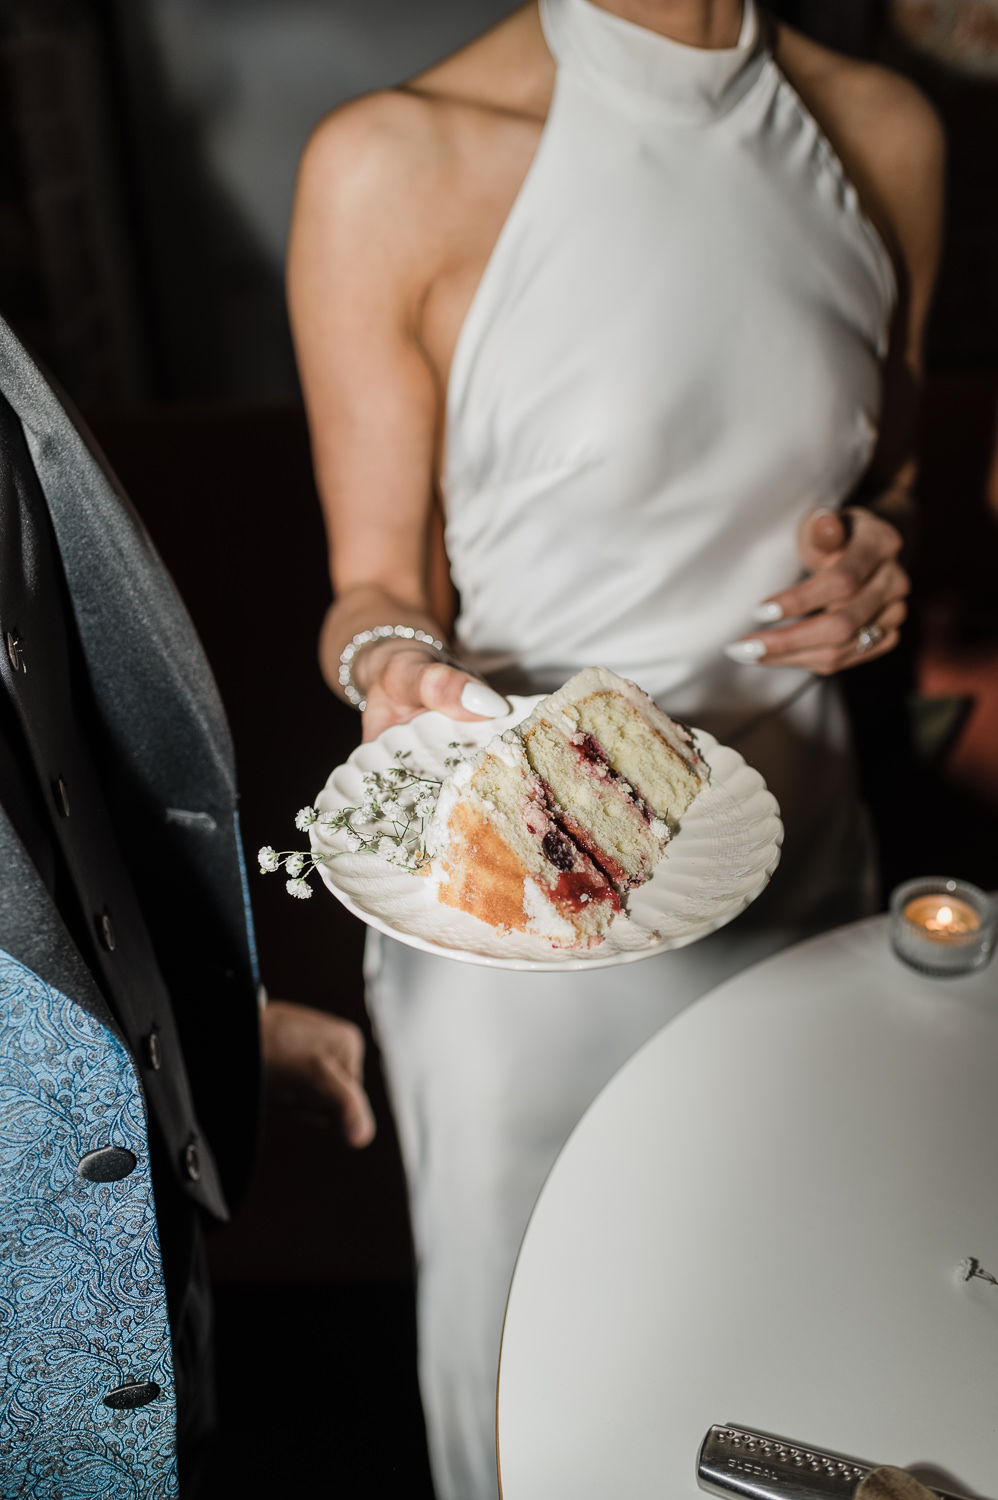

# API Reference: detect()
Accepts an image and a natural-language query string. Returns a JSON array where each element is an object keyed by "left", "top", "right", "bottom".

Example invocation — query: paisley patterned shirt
[{"left": 0, "top": 951, "right": 177, "bottom": 1498}]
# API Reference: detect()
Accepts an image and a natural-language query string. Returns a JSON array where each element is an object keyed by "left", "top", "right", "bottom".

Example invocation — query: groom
[{"left": 0, "top": 314, "right": 373, "bottom": 1497}]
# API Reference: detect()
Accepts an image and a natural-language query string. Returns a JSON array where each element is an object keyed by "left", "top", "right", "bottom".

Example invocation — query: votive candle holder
[{"left": 890, "top": 876, "right": 995, "bottom": 978}]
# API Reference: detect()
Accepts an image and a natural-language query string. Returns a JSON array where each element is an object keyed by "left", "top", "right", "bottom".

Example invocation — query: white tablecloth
[{"left": 497, "top": 911, "right": 998, "bottom": 1499}]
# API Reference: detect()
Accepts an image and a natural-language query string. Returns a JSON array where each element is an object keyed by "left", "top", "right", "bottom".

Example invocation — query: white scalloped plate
[{"left": 311, "top": 697, "right": 783, "bottom": 971}]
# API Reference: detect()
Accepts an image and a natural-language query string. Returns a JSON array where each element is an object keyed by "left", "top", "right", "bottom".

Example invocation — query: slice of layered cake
[
  {"left": 426, "top": 735, "right": 623, "bottom": 948},
  {"left": 425, "top": 667, "right": 708, "bottom": 948}
]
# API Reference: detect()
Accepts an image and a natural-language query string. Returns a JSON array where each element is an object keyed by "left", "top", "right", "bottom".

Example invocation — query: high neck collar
[{"left": 539, "top": 0, "right": 766, "bottom": 125}]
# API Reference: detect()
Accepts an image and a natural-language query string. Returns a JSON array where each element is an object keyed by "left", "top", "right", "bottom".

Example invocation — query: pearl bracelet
[{"left": 338, "top": 625, "right": 448, "bottom": 711}]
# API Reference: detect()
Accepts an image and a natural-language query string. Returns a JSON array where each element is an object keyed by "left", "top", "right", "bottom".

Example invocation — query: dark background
[{"left": 1, "top": 1, "right": 997, "bottom": 1493}]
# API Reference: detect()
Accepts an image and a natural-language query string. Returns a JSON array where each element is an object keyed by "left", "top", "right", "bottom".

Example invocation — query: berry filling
[{"left": 570, "top": 733, "right": 656, "bottom": 824}]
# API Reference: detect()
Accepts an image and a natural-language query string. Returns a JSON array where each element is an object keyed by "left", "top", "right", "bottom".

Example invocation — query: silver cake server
[{"left": 697, "top": 1424, "right": 974, "bottom": 1500}]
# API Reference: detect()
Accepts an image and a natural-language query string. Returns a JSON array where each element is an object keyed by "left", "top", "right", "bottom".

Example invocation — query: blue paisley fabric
[{"left": 0, "top": 951, "right": 177, "bottom": 1499}]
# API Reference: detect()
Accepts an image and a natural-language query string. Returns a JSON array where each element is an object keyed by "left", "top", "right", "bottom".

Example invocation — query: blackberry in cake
[{"left": 425, "top": 667, "right": 708, "bottom": 948}]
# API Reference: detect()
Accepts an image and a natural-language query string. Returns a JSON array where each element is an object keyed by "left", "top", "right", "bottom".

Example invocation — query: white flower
[
  {"left": 377, "top": 836, "right": 399, "bottom": 859},
  {"left": 286, "top": 876, "right": 313, "bottom": 899},
  {"left": 295, "top": 806, "right": 318, "bottom": 831},
  {"left": 258, "top": 846, "right": 280, "bottom": 873},
  {"left": 382, "top": 799, "right": 404, "bottom": 820},
  {"left": 416, "top": 798, "right": 437, "bottom": 818},
  {"left": 345, "top": 833, "right": 363, "bottom": 852},
  {"left": 286, "top": 852, "right": 306, "bottom": 877}
]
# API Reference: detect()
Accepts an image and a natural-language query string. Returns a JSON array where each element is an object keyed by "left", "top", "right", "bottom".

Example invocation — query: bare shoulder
[
  {"left": 290, "top": 88, "right": 479, "bottom": 324},
  {"left": 292, "top": 5, "right": 550, "bottom": 285},
  {"left": 775, "top": 26, "right": 944, "bottom": 273},
  {"left": 295, "top": 89, "right": 457, "bottom": 240},
  {"left": 295, "top": 5, "right": 548, "bottom": 216},
  {"left": 290, "top": 0, "right": 552, "bottom": 367},
  {"left": 776, "top": 26, "right": 943, "bottom": 169}
]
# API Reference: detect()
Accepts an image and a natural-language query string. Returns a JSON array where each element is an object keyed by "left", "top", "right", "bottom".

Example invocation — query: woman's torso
[{"left": 438, "top": 0, "right": 896, "bottom": 729}]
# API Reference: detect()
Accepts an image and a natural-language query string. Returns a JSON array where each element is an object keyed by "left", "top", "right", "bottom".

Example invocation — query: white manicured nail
[
  {"left": 752, "top": 600, "right": 783, "bottom": 623},
  {"left": 461, "top": 681, "right": 510, "bottom": 717},
  {"left": 723, "top": 639, "right": 767, "bottom": 664}
]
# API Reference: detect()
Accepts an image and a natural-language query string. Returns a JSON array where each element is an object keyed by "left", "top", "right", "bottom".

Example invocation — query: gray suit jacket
[{"left": 0, "top": 316, "right": 260, "bottom": 1494}]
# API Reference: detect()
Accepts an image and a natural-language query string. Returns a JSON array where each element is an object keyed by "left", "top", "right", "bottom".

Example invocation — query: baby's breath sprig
[
  {"left": 259, "top": 745, "right": 468, "bottom": 898},
  {"left": 256, "top": 837, "right": 327, "bottom": 899}
]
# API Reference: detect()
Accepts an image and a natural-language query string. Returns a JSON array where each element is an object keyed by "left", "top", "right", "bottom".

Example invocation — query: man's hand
[
  {"left": 724, "top": 507, "right": 910, "bottom": 675},
  {"left": 260, "top": 1000, "right": 376, "bottom": 1147}
]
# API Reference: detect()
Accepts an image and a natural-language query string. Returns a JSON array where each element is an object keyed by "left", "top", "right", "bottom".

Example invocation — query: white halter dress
[{"left": 366, "top": 4, "right": 895, "bottom": 1496}]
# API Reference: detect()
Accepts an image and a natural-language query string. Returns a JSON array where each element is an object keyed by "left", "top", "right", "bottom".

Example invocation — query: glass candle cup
[{"left": 890, "top": 877, "right": 996, "bottom": 978}]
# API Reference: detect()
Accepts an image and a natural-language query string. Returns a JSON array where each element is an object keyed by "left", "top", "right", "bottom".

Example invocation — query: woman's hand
[
  {"left": 356, "top": 640, "right": 509, "bottom": 743},
  {"left": 724, "top": 507, "right": 910, "bottom": 675}
]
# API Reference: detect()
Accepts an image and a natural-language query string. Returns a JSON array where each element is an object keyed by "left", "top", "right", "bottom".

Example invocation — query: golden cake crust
[{"left": 435, "top": 801, "right": 531, "bottom": 932}]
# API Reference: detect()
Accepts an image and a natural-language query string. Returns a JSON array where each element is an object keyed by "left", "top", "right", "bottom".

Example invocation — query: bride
[{"left": 287, "top": 3, "right": 941, "bottom": 1495}]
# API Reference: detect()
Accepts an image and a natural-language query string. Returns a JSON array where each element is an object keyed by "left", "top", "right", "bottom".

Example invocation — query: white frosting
[
  {"left": 494, "top": 732, "right": 525, "bottom": 767},
  {"left": 424, "top": 757, "right": 473, "bottom": 857}
]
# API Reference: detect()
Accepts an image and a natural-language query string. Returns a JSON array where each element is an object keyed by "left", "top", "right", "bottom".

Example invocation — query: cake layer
[
  {"left": 429, "top": 738, "right": 619, "bottom": 947},
  {"left": 518, "top": 666, "right": 705, "bottom": 830},
  {"left": 518, "top": 717, "right": 667, "bottom": 890}
]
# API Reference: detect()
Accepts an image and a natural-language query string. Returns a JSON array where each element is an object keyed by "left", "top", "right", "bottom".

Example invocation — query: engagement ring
[{"left": 855, "top": 624, "right": 884, "bottom": 655}]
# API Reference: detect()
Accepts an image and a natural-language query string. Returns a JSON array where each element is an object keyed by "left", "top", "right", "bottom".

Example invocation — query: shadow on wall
[{"left": 107, "top": 0, "right": 520, "bottom": 401}]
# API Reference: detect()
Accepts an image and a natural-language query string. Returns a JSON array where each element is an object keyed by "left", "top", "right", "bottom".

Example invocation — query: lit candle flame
[{"left": 903, "top": 893, "right": 983, "bottom": 939}]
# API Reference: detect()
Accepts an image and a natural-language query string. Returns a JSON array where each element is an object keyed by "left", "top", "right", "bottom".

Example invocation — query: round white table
[{"left": 497, "top": 911, "right": 998, "bottom": 1500}]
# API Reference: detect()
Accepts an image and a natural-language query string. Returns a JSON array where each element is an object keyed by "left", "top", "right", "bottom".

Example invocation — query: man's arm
[{"left": 259, "top": 998, "right": 376, "bottom": 1147}]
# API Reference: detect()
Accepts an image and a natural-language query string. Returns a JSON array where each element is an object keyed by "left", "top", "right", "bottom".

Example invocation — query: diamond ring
[{"left": 854, "top": 624, "right": 884, "bottom": 655}]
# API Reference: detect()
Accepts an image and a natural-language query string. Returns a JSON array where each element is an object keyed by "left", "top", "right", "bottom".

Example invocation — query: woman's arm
[
  {"left": 287, "top": 94, "right": 508, "bottom": 739},
  {"left": 727, "top": 37, "right": 945, "bottom": 674}
]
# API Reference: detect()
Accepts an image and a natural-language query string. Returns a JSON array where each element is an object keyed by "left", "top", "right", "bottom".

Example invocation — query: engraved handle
[{"left": 697, "top": 1426, "right": 970, "bottom": 1500}]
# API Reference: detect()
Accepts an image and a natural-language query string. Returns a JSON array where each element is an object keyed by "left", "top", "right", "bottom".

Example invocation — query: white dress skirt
[{"left": 367, "top": 2, "right": 894, "bottom": 1495}]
